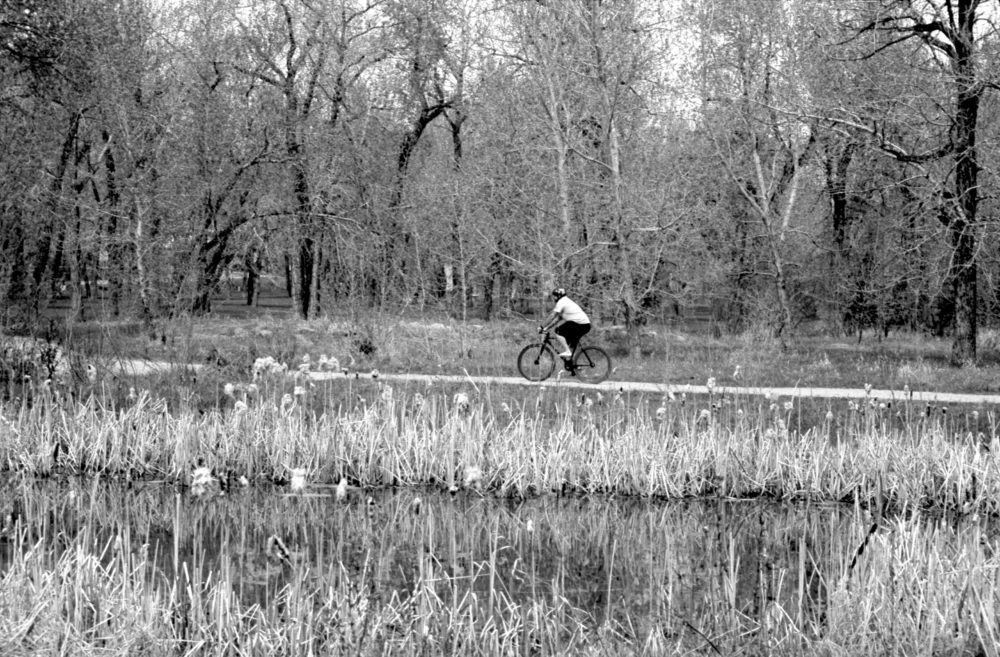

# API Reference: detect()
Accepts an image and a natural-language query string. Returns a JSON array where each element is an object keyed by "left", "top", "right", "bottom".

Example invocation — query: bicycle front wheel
[
  {"left": 517, "top": 343, "right": 557, "bottom": 382},
  {"left": 573, "top": 347, "right": 611, "bottom": 384}
]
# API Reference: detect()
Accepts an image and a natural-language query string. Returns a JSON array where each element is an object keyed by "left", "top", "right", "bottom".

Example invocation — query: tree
[
  {"left": 693, "top": 0, "right": 824, "bottom": 338},
  {"left": 496, "top": 0, "right": 682, "bottom": 326},
  {"left": 839, "top": 0, "right": 999, "bottom": 363},
  {"left": 233, "top": 0, "right": 332, "bottom": 318}
]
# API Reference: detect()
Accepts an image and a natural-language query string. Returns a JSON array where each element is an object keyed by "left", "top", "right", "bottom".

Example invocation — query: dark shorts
[{"left": 555, "top": 321, "right": 591, "bottom": 351}]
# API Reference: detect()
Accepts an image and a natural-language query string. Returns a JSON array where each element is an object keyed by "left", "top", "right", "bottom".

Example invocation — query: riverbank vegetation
[
  {"left": 1, "top": 372, "right": 996, "bottom": 515},
  {"left": 0, "top": 474, "right": 997, "bottom": 656}
]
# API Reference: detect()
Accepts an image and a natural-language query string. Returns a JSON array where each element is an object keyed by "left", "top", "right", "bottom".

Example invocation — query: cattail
[
  {"left": 266, "top": 535, "right": 290, "bottom": 565},
  {"left": 191, "top": 466, "right": 216, "bottom": 497},
  {"left": 463, "top": 465, "right": 483, "bottom": 490}
]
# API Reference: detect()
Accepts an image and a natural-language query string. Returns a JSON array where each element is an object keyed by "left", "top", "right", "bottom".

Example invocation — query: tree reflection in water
[{"left": 0, "top": 478, "right": 918, "bottom": 641}]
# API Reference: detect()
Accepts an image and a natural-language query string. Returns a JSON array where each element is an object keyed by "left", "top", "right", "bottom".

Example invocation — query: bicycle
[{"left": 517, "top": 329, "right": 612, "bottom": 384}]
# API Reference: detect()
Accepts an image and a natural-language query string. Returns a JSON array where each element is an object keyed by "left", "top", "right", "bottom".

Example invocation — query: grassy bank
[{"left": 31, "top": 313, "right": 1000, "bottom": 394}]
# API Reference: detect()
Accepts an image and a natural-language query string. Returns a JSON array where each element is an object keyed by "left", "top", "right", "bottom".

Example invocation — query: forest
[{"left": 3, "top": 0, "right": 1000, "bottom": 364}]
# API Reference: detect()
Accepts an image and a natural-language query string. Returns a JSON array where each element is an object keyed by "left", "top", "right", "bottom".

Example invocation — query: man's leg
[
  {"left": 571, "top": 323, "right": 591, "bottom": 353},
  {"left": 553, "top": 326, "right": 573, "bottom": 358}
]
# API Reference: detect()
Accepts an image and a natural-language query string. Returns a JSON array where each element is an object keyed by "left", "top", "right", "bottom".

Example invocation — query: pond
[
  {"left": 2, "top": 373, "right": 1000, "bottom": 655},
  {"left": 0, "top": 476, "right": 994, "bottom": 655}
]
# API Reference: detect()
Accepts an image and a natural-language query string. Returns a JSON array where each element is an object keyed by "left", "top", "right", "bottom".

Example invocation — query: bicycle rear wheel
[
  {"left": 517, "top": 343, "right": 557, "bottom": 381},
  {"left": 573, "top": 346, "right": 611, "bottom": 384}
]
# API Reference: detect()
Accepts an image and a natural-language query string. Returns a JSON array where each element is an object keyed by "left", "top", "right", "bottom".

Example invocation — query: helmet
[{"left": 551, "top": 287, "right": 565, "bottom": 298}]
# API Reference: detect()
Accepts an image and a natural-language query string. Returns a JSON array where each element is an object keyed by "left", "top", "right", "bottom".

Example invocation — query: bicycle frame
[
  {"left": 541, "top": 330, "right": 580, "bottom": 358},
  {"left": 519, "top": 329, "right": 610, "bottom": 384}
]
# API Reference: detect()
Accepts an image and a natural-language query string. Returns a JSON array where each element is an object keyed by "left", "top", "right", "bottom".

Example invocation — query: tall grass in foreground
[
  {"left": 0, "top": 490, "right": 998, "bottom": 656},
  {"left": 1, "top": 382, "right": 998, "bottom": 514}
]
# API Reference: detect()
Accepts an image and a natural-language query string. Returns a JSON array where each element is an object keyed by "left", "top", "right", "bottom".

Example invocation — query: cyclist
[{"left": 540, "top": 288, "right": 591, "bottom": 360}]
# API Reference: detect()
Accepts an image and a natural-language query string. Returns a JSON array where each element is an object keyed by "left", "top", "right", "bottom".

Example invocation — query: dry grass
[{"left": 33, "top": 313, "right": 1000, "bottom": 394}]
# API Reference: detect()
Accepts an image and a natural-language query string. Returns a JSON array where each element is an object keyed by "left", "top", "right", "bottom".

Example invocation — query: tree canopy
[{"left": 3, "top": 0, "right": 1000, "bottom": 363}]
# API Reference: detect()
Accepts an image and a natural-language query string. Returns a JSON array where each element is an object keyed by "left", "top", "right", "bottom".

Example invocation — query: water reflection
[{"left": 0, "top": 477, "right": 982, "bottom": 640}]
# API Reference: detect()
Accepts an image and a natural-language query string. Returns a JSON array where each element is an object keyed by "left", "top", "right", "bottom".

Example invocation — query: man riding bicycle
[{"left": 540, "top": 288, "right": 591, "bottom": 360}]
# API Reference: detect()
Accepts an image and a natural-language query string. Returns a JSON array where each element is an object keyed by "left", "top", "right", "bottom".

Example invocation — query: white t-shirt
[{"left": 554, "top": 296, "right": 590, "bottom": 324}]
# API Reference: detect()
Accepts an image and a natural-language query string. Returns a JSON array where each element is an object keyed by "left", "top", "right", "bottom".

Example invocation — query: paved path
[
  {"left": 311, "top": 372, "right": 1000, "bottom": 405},
  {"left": 106, "top": 358, "right": 1000, "bottom": 405}
]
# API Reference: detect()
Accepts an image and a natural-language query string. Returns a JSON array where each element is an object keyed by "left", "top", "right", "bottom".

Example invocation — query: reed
[
  {"left": 0, "top": 481, "right": 998, "bottom": 655},
  {"left": 1, "top": 383, "right": 997, "bottom": 515}
]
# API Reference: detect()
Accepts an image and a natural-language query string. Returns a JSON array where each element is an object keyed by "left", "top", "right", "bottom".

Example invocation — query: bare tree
[
  {"left": 694, "top": 0, "right": 821, "bottom": 339},
  {"left": 839, "top": 0, "right": 998, "bottom": 363}
]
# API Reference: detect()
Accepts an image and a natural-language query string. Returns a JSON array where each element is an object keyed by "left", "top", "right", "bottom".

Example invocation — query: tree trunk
[
  {"left": 133, "top": 199, "right": 152, "bottom": 318},
  {"left": 387, "top": 104, "right": 448, "bottom": 296},
  {"left": 67, "top": 209, "right": 83, "bottom": 323},
  {"left": 544, "top": 82, "right": 573, "bottom": 250},
  {"left": 245, "top": 248, "right": 260, "bottom": 307},
  {"left": 101, "top": 130, "right": 123, "bottom": 316},
  {"left": 192, "top": 231, "right": 234, "bottom": 314},
  {"left": 948, "top": 215, "right": 977, "bottom": 365},
  {"left": 309, "top": 241, "right": 322, "bottom": 318},
  {"left": 290, "top": 143, "right": 315, "bottom": 318},
  {"left": 32, "top": 111, "right": 80, "bottom": 315},
  {"left": 948, "top": 22, "right": 980, "bottom": 365}
]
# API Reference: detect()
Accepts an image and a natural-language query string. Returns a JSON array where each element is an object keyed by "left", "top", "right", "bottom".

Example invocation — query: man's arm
[{"left": 541, "top": 310, "right": 563, "bottom": 331}]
